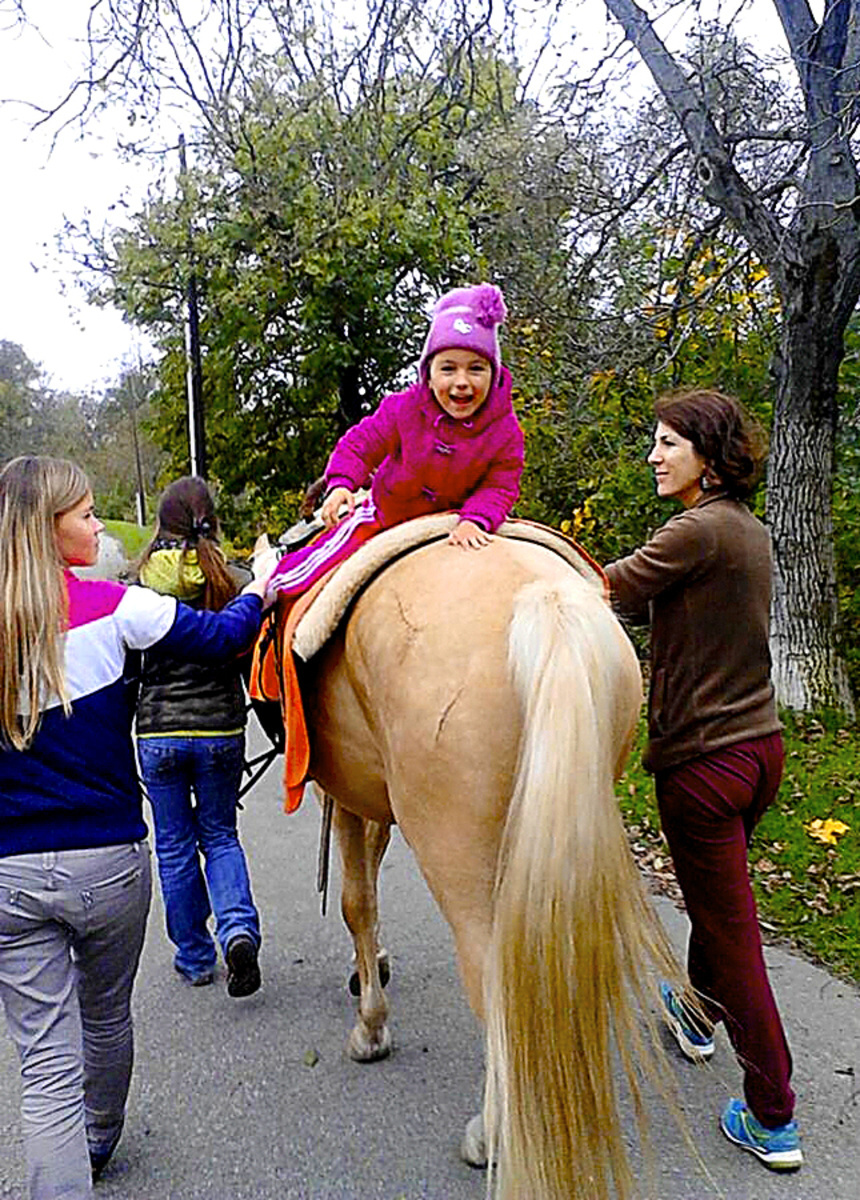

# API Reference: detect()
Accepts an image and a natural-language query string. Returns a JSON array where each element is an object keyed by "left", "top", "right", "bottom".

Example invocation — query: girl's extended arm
[
  {"left": 321, "top": 486, "right": 356, "bottom": 528},
  {"left": 116, "top": 585, "right": 264, "bottom": 663},
  {"left": 324, "top": 393, "right": 401, "bottom": 501},
  {"left": 456, "top": 424, "right": 524, "bottom": 536},
  {"left": 159, "top": 593, "right": 264, "bottom": 661},
  {"left": 448, "top": 519, "right": 492, "bottom": 550}
]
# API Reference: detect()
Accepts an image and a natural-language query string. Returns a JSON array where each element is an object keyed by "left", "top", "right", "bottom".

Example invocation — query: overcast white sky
[{"left": 0, "top": 4, "right": 154, "bottom": 395}]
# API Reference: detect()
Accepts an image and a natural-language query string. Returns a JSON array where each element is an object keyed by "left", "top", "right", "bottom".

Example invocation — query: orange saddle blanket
[{"left": 247, "top": 571, "right": 333, "bottom": 813}]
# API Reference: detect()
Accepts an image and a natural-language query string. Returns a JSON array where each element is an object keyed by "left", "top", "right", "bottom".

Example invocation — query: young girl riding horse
[{"left": 267, "top": 283, "right": 524, "bottom": 595}]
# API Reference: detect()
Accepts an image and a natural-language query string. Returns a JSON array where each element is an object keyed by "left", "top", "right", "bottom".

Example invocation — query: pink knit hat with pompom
[{"left": 420, "top": 283, "right": 507, "bottom": 380}]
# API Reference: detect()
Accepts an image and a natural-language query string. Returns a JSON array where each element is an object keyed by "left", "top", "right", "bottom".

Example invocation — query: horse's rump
[
  {"left": 292, "top": 512, "right": 603, "bottom": 663},
  {"left": 305, "top": 535, "right": 574, "bottom": 828}
]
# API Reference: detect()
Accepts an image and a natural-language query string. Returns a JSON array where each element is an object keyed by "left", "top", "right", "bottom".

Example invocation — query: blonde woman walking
[{"left": 0, "top": 456, "right": 266, "bottom": 1199}]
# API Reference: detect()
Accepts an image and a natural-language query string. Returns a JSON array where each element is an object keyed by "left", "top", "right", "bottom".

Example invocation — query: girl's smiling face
[
  {"left": 55, "top": 491, "right": 104, "bottom": 566},
  {"left": 428, "top": 349, "right": 493, "bottom": 420},
  {"left": 647, "top": 421, "right": 707, "bottom": 508}
]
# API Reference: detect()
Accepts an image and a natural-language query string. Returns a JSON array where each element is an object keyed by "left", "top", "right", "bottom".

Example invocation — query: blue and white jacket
[{"left": 0, "top": 572, "right": 262, "bottom": 858}]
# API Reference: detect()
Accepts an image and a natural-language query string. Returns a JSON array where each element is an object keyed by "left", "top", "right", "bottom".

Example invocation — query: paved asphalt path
[{"left": 1, "top": 718, "right": 859, "bottom": 1199}]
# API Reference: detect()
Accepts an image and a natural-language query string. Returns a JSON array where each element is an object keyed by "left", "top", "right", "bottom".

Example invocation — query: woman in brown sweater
[{"left": 604, "top": 389, "right": 801, "bottom": 1173}]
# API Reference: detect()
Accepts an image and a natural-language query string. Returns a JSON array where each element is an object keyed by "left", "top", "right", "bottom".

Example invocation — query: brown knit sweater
[{"left": 604, "top": 493, "right": 781, "bottom": 773}]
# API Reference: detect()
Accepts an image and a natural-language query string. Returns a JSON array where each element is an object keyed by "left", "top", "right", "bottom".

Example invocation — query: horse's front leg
[{"left": 334, "top": 804, "right": 392, "bottom": 1062}]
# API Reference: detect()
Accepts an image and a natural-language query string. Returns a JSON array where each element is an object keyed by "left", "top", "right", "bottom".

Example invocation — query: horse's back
[{"left": 306, "top": 536, "right": 591, "bottom": 821}]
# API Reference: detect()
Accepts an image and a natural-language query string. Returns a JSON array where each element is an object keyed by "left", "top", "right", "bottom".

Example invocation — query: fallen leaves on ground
[
  {"left": 626, "top": 826, "right": 685, "bottom": 908},
  {"left": 804, "top": 818, "right": 850, "bottom": 845}
]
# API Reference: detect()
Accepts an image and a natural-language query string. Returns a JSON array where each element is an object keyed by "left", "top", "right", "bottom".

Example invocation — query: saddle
[{"left": 248, "top": 514, "right": 605, "bottom": 812}]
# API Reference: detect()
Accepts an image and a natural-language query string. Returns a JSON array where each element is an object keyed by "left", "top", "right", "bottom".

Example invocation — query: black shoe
[
  {"left": 226, "top": 935, "right": 261, "bottom": 998},
  {"left": 89, "top": 1120, "right": 124, "bottom": 1182}
]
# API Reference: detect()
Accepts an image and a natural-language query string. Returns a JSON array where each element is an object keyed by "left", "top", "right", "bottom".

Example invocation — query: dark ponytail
[{"left": 139, "top": 477, "right": 236, "bottom": 610}]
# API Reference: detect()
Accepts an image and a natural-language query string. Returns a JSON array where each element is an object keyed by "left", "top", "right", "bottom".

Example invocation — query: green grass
[
  {"left": 103, "top": 519, "right": 152, "bottom": 560},
  {"left": 616, "top": 711, "right": 860, "bottom": 983},
  {"left": 102, "top": 520, "right": 245, "bottom": 565}
]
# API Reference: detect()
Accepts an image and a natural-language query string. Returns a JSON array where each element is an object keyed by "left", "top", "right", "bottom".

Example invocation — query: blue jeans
[
  {"left": 0, "top": 843, "right": 151, "bottom": 1200},
  {"left": 137, "top": 735, "right": 260, "bottom": 980}
]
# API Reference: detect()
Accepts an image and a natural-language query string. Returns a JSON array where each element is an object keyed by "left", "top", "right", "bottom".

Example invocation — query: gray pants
[{"left": 0, "top": 843, "right": 152, "bottom": 1200}]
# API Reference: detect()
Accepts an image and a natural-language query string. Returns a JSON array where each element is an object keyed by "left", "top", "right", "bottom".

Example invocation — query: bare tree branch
[
  {"left": 602, "top": 0, "right": 788, "bottom": 281},
  {"left": 770, "top": 0, "right": 817, "bottom": 65}
]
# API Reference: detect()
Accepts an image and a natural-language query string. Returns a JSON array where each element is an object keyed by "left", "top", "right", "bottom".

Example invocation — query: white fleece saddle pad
[{"left": 291, "top": 514, "right": 603, "bottom": 662}]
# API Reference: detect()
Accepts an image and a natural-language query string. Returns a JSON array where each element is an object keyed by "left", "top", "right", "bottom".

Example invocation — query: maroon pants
[{"left": 656, "top": 732, "right": 795, "bottom": 1127}]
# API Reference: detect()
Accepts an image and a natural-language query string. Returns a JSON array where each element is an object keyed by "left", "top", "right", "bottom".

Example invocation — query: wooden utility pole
[
  {"left": 128, "top": 356, "right": 148, "bottom": 525},
  {"left": 178, "top": 133, "right": 206, "bottom": 478}
]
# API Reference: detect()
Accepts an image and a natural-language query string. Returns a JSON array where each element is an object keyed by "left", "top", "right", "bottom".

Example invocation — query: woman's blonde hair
[{"left": 0, "top": 455, "right": 91, "bottom": 749}]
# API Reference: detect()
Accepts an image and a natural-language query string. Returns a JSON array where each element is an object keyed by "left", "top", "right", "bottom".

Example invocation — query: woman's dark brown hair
[
  {"left": 654, "top": 389, "right": 768, "bottom": 500},
  {"left": 139, "top": 476, "right": 236, "bottom": 610}
]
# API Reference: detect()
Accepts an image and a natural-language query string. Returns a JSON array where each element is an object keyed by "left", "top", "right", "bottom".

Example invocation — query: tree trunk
[
  {"left": 337, "top": 362, "right": 364, "bottom": 432},
  {"left": 767, "top": 285, "right": 855, "bottom": 714}
]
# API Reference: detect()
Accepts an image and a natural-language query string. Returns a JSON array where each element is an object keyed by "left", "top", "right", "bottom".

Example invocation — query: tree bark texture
[
  {"left": 603, "top": 0, "right": 860, "bottom": 712},
  {"left": 768, "top": 317, "right": 855, "bottom": 713}
]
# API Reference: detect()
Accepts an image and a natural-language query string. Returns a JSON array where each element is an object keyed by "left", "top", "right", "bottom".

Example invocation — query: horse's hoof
[
  {"left": 347, "top": 948, "right": 391, "bottom": 997},
  {"left": 461, "top": 1113, "right": 488, "bottom": 1168},
  {"left": 348, "top": 1022, "right": 392, "bottom": 1062}
]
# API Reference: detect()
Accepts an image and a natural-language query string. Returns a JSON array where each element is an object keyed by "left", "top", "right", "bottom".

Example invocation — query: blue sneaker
[
  {"left": 720, "top": 1099, "right": 803, "bottom": 1171},
  {"left": 660, "top": 982, "right": 715, "bottom": 1061}
]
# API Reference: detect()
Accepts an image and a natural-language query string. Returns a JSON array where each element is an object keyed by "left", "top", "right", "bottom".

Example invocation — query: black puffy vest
[{"left": 135, "top": 644, "right": 247, "bottom": 736}]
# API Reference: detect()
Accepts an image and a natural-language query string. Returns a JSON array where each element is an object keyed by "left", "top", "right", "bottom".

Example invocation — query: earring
[{"left": 700, "top": 473, "right": 711, "bottom": 491}]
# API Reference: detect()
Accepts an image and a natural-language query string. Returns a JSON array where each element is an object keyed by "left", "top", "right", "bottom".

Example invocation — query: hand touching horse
[{"left": 282, "top": 527, "right": 684, "bottom": 1200}]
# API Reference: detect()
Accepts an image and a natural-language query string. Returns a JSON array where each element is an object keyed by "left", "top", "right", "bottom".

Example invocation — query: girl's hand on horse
[
  {"left": 449, "top": 519, "right": 492, "bottom": 550},
  {"left": 321, "top": 486, "right": 356, "bottom": 529},
  {"left": 241, "top": 574, "right": 277, "bottom": 610}
]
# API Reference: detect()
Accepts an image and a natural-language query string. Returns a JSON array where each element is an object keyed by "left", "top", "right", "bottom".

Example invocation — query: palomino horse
[{"left": 270, "top": 523, "right": 684, "bottom": 1200}]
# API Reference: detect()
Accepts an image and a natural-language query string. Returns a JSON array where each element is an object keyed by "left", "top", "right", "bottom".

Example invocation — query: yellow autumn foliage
[{"left": 804, "top": 817, "right": 850, "bottom": 845}]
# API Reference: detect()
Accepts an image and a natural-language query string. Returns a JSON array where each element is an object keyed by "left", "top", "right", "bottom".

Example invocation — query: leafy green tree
[
  {"left": 12, "top": 0, "right": 860, "bottom": 710},
  {"left": 78, "top": 43, "right": 600, "bottom": 538},
  {"left": 0, "top": 343, "right": 97, "bottom": 466},
  {"left": 0, "top": 340, "right": 163, "bottom": 520},
  {"left": 87, "top": 366, "right": 166, "bottom": 522},
  {"left": 0, "top": 340, "right": 53, "bottom": 460}
]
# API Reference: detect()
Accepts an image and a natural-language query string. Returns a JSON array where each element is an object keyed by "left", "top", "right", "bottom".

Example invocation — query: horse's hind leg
[{"left": 334, "top": 805, "right": 392, "bottom": 1062}]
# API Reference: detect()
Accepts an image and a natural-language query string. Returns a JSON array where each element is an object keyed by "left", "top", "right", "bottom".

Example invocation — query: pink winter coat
[{"left": 324, "top": 366, "right": 524, "bottom": 533}]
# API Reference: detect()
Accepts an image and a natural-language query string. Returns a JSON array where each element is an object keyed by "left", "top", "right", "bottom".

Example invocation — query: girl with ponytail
[{"left": 136, "top": 477, "right": 263, "bottom": 1000}]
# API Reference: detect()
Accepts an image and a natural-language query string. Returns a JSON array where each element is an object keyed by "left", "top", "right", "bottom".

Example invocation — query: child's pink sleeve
[
  {"left": 459, "top": 421, "right": 525, "bottom": 533},
  {"left": 324, "top": 392, "right": 401, "bottom": 492}
]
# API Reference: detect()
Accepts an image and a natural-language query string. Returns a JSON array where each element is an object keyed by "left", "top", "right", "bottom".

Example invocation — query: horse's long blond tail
[{"left": 484, "top": 577, "right": 684, "bottom": 1200}]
